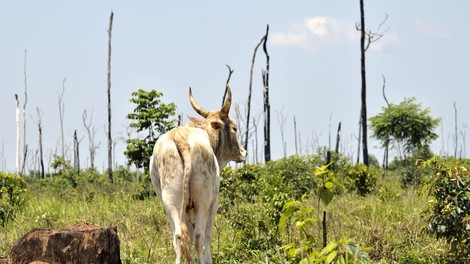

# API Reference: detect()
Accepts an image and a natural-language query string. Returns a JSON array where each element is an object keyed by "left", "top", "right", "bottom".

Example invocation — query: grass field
[{"left": 0, "top": 165, "right": 450, "bottom": 263}]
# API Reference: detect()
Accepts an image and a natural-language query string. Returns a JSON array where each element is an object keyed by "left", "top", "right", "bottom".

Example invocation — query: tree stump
[{"left": 2, "top": 223, "right": 121, "bottom": 264}]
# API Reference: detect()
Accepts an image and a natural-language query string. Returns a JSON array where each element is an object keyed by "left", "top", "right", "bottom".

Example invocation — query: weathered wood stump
[{"left": 1, "top": 223, "right": 121, "bottom": 264}]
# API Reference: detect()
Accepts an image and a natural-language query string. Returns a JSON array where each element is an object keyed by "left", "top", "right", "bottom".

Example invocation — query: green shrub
[
  {"left": 421, "top": 157, "right": 470, "bottom": 261},
  {"left": 0, "top": 172, "right": 27, "bottom": 226},
  {"left": 345, "top": 163, "right": 378, "bottom": 196},
  {"left": 279, "top": 194, "right": 371, "bottom": 263}
]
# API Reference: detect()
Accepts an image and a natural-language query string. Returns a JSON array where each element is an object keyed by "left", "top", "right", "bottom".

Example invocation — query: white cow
[{"left": 150, "top": 85, "right": 247, "bottom": 264}]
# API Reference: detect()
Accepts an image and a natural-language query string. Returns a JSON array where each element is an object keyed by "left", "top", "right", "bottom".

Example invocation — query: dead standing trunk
[
  {"left": 262, "top": 25, "right": 271, "bottom": 163},
  {"left": 21, "top": 49, "right": 28, "bottom": 176},
  {"left": 359, "top": 0, "right": 369, "bottom": 167},
  {"left": 245, "top": 35, "right": 265, "bottom": 153},
  {"left": 58, "top": 79, "right": 66, "bottom": 164},
  {"left": 15, "top": 94, "right": 20, "bottom": 176},
  {"left": 36, "top": 107, "right": 45, "bottom": 179},
  {"left": 107, "top": 11, "right": 114, "bottom": 183}
]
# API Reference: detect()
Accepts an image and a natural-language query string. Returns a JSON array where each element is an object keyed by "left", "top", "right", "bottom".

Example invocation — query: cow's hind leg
[
  {"left": 202, "top": 195, "right": 218, "bottom": 264},
  {"left": 162, "top": 196, "right": 187, "bottom": 264},
  {"left": 193, "top": 211, "right": 206, "bottom": 264}
]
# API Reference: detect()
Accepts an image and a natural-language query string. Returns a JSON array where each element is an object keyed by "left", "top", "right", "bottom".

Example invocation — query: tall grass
[
  {"left": 0, "top": 167, "right": 449, "bottom": 263},
  {"left": 0, "top": 176, "right": 175, "bottom": 264},
  {"left": 327, "top": 174, "right": 445, "bottom": 263}
]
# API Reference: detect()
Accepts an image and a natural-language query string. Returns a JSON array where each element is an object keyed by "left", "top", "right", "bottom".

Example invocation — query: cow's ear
[
  {"left": 211, "top": 120, "right": 224, "bottom": 130},
  {"left": 188, "top": 115, "right": 203, "bottom": 126}
]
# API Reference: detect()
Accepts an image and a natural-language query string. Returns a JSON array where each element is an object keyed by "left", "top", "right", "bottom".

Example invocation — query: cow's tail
[{"left": 175, "top": 134, "right": 192, "bottom": 263}]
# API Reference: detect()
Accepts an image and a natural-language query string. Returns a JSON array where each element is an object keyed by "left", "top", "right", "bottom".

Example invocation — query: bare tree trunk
[
  {"left": 253, "top": 118, "right": 259, "bottom": 163},
  {"left": 58, "top": 78, "right": 66, "bottom": 161},
  {"left": 245, "top": 35, "right": 265, "bottom": 152},
  {"left": 221, "top": 64, "right": 234, "bottom": 107},
  {"left": 454, "top": 102, "right": 458, "bottom": 158},
  {"left": 83, "top": 109, "right": 99, "bottom": 169},
  {"left": 73, "top": 130, "right": 80, "bottom": 174},
  {"left": 322, "top": 211, "right": 327, "bottom": 248},
  {"left": 335, "top": 122, "right": 342, "bottom": 154},
  {"left": 21, "top": 49, "right": 28, "bottom": 176},
  {"left": 359, "top": 0, "right": 369, "bottom": 167},
  {"left": 327, "top": 114, "right": 332, "bottom": 164},
  {"left": 35, "top": 107, "right": 45, "bottom": 179},
  {"left": 382, "top": 75, "right": 389, "bottom": 169},
  {"left": 294, "top": 116, "right": 298, "bottom": 155},
  {"left": 277, "top": 110, "right": 287, "bottom": 158},
  {"left": 15, "top": 94, "right": 20, "bottom": 176},
  {"left": 107, "top": 11, "right": 114, "bottom": 183},
  {"left": 262, "top": 25, "right": 271, "bottom": 163}
]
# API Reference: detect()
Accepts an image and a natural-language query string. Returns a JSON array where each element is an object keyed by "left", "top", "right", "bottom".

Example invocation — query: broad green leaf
[
  {"left": 320, "top": 189, "right": 334, "bottom": 206},
  {"left": 319, "top": 242, "right": 338, "bottom": 257},
  {"left": 325, "top": 250, "right": 337, "bottom": 264},
  {"left": 325, "top": 181, "right": 335, "bottom": 189}
]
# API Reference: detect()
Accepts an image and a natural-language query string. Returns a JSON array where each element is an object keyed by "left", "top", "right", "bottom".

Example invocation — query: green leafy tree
[
  {"left": 421, "top": 157, "right": 470, "bottom": 261},
  {"left": 369, "top": 97, "right": 440, "bottom": 161},
  {"left": 0, "top": 171, "right": 27, "bottom": 226},
  {"left": 125, "top": 89, "right": 177, "bottom": 172}
]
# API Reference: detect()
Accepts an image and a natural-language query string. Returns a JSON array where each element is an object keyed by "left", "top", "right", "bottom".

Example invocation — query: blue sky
[{"left": 1, "top": 1, "right": 469, "bottom": 172}]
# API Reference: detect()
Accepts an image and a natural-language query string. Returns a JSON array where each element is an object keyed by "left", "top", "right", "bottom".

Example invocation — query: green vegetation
[
  {"left": 0, "top": 172, "right": 26, "bottom": 227},
  {"left": 369, "top": 97, "right": 440, "bottom": 155},
  {"left": 125, "top": 89, "right": 177, "bottom": 172},
  {"left": 421, "top": 157, "right": 470, "bottom": 262},
  {"left": 2, "top": 154, "right": 467, "bottom": 263}
]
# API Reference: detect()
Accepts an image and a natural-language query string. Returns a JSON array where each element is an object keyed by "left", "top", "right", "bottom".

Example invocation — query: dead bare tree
[
  {"left": 262, "top": 25, "right": 271, "bottom": 162},
  {"left": 15, "top": 94, "right": 20, "bottom": 176},
  {"left": 382, "top": 75, "right": 390, "bottom": 169},
  {"left": 82, "top": 109, "right": 99, "bottom": 169},
  {"left": 276, "top": 109, "right": 288, "bottom": 158},
  {"left": 58, "top": 78, "right": 66, "bottom": 162},
  {"left": 356, "top": 1, "right": 389, "bottom": 166},
  {"left": 461, "top": 123, "right": 467, "bottom": 159},
  {"left": 73, "top": 130, "right": 83, "bottom": 174},
  {"left": 221, "top": 64, "right": 234, "bottom": 107},
  {"left": 21, "top": 49, "right": 28, "bottom": 176},
  {"left": 335, "top": 122, "right": 342, "bottom": 154},
  {"left": 358, "top": 0, "right": 369, "bottom": 166},
  {"left": 252, "top": 117, "right": 260, "bottom": 163},
  {"left": 454, "top": 102, "right": 458, "bottom": 158},
  {"left": 294, "top": 116, "right": 298, "bottom": 155},
  {"left": 33, "top": 107, "right": 45, "bottom": 179},
  {"left": 245, "top": 34, "right": 266, "bottom": 152},
  {"left": 106, "top": 11, "right": 114, "bottom": 182}
]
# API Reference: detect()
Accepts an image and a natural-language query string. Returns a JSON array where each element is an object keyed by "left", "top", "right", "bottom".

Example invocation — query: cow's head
[{"left": 187, "top": 85, "right": 247, "bottom": 166}]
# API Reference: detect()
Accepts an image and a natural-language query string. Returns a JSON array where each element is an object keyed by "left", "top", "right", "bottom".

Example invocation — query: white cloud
[
  {"left": 305, "top": 17, "right": 356, "bottom": 42},
  {"left": 414, "top": 19, "right": 451, "bottom": 39},
  {"left": 272, "top": 16, "right": 357, "bottom": 52},
  {"left": 272, "top": 16, "right": 399, "bottom": 54}
]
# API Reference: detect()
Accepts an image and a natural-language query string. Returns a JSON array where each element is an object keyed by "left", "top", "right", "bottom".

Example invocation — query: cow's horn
[
  {"left": 189, "top": 87, "right": 209, "bottom": 118},
  {"left": 221, "top": 84, "right": 232, "bottom": 116}
]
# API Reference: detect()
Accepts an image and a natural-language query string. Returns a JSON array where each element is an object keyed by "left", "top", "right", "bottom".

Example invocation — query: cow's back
[{"left": 150, "top": 126, "right": 218, "bottom": 202}]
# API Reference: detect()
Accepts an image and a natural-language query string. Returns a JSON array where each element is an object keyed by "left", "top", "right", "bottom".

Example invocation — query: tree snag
[
  {"left": 245, "top": 34, "right": 265, "bottom": 153},
  {"left": 15, "top": 94, "right": 20, "bottom": 176},
  {"left": 262, "top": 24, "right": 271, "bottom": 163},
  {"left": 221, "top": 64, "right": 234, "bottom": 107},
  {"left": 107, "top": 11, "right": 114, "bottom": 182}
]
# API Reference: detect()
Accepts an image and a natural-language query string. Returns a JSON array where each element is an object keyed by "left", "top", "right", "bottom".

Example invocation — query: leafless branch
[
  {"left": 382, "top": 74, "right": 389, "bottom": 106},
  {"left": 221, "top": 64, "right": 234, "bottom": 107},
  {"left": 356, "top": 13, "right": 389, "bottom": 51}
]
